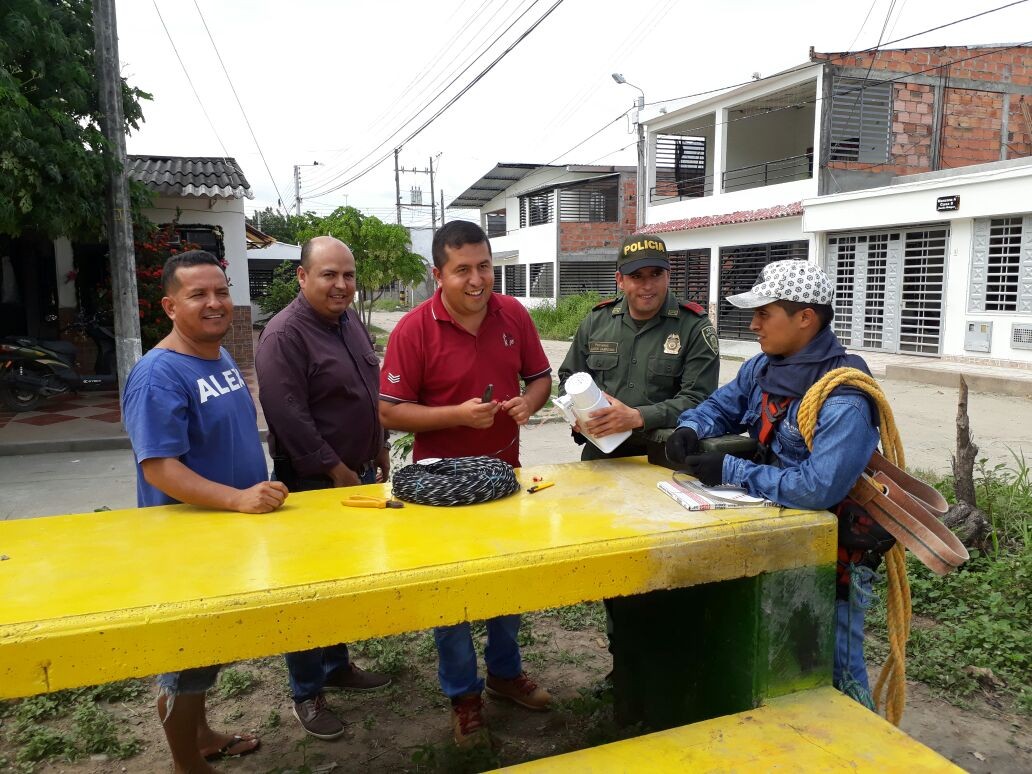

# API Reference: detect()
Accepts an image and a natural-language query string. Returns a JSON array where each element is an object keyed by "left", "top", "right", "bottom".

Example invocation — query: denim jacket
[{"left": 675, "top": 354, "right": 879, "bottom": 511}]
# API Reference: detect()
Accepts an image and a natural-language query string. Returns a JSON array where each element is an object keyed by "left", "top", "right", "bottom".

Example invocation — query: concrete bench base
[{"left": 499, "top": 686, "right": 962, "bottom": 772}]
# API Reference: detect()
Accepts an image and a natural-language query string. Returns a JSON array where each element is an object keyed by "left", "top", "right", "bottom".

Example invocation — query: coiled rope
[
  {"left": 391, "top": 456, "right": 520, "bottom": 506},
  {"left": 797, "top": 366, "right": 911, "bottom": 726}
]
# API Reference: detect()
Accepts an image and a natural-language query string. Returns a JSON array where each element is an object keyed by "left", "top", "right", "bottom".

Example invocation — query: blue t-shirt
[{"left": 122, "top": 347, "right": 268, "bottom": 507}]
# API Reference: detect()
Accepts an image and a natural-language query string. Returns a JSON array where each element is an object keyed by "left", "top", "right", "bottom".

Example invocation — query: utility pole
[
  {"left": 440, "top": 189, "right": 446, "bottom": 227},
  {"left": 293, "top": 161, "right": 319, "bottom": 216},
  {"left": 92, "top": 0, "right": 141, "bottom": 395},
  {"left": 293, "top": 165, "right": 301, "bottom": 216},
  {"left": 635, "top": 94, "right": 646, "bottom": 229},
  {"left": 394, "top": 148, "right": 402, "bottom": 225},
  {"left": 429, "top": 155, "right": 437, "bottom": 232}
]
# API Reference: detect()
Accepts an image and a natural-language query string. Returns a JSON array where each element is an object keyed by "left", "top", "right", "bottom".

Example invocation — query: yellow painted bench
[
  {"left": 498, "top": 687, "right": 963, "bottom": 772},
  {"left": 0, "top": 457, "right": 834, "bottom": 701}
]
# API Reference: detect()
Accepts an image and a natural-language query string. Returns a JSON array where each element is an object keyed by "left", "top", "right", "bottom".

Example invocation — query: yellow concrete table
[{"left": 0, "top": 458, "right": 835, "bottom": 702}]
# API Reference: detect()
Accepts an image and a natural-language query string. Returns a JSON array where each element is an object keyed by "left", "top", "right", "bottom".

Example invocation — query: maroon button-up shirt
[{"left": 256, "top": 293, "right": 383, "bottom": 477}]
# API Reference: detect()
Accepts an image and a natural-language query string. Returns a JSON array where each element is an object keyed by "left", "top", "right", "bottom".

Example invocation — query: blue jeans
[
  {"left": 284, "top": 466, "right": 376, "bottom": 702},
  {"left": 833, "top": 566, "right": 875, "bottom": 702},
  {"left": 434, "top": 615, "right": 522, "bottom": 699}
]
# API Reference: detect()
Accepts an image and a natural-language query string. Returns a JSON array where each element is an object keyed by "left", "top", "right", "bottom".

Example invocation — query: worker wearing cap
[
  {"left": 558, "top": 234, "right": 719, "bottom": 461},
  {"left": 665, "top": 260, "right": 887, "bottom": 707}
]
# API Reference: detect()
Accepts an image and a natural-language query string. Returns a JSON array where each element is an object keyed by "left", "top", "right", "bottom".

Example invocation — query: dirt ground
[{"left": 4, "top": 607, "right": 1029, "bottom": 774}]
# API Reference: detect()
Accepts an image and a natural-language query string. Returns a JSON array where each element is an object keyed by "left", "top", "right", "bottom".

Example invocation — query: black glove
[
  {"left": 681, "top": 452, "right": 727, "bottom": 487},
  {"left": 665, "top": 427, "right": 700, "bottom": 463}
]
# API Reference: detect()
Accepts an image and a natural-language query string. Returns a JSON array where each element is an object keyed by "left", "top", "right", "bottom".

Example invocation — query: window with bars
[
  {"left": 986, "top": 218, "right": 1022, "bottom": 311},
  {"left": 899, "top": 229, "right": 947, "bottom": 354},
  {"left": 558, "top": 176, "right": 619, "bottom": 222},
  {"left": 653, "top": 135, "right": 708, "bottom": 201},
  {"left": 493, "top": 265, "right": 503, "bottom": 292},
  {"left": 667, "top": 249, "right": 710, "bottom": 305},
  {"left": 249, "top": 267, "right": 275, "bottom": 299},
  {"left": 863, "top": 235, "right": 890, "bottom": 349},
  {"left": 718, "top": 241, "right": 808, "bottom": 340},
  {"left": 485, "top": 210, "right": 507, "bottom": 238},
  {"left": 828, "top": 235, "right": 857, "bottom": 346},
  {"left": 519, "top": 190, "right": 554, "bottom": 227},
  {"left": 504, "top": 264, "right": 527, "bottom": 297},
  {"left": 529, "top": 262, "right": 554, "bottom": 298},
  {"left": 829, "top": 78, "right": 891, "bottom": 163},
  {"left": 559, "top": 261, "right": 617, "bottom": 297}
]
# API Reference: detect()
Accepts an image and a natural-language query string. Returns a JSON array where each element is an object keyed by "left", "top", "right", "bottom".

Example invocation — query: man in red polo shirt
[{"left": 379, "top": 220, "right": 552, "bottom": 747}]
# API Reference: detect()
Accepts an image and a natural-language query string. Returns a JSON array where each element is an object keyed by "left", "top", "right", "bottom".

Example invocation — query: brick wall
[
  {"left": 942, "top": 88, "right": 1003, "bottom": 167},
  {"left": 225, "top": 305, "right": 254, "bottom": 370},
  {"left": 558, "top": 176, "right": 638, "bottom": 254},
  {"left": 817, "top": 46, "right": 1031, "bottom": 176}
]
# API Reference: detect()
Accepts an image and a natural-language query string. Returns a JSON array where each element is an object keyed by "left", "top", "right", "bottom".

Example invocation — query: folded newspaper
[{"left": 657, "top": 477, "right": 777, "bottom": 511}]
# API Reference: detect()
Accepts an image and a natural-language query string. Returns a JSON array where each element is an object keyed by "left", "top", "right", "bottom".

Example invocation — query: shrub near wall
[{"left": 528, "top": 292, "right": 603, "bottom": 340}]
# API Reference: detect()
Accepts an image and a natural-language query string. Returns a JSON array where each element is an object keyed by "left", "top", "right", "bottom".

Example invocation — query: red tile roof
[{"left": 638, "top": 202, "right": 803, "bottom": 235}]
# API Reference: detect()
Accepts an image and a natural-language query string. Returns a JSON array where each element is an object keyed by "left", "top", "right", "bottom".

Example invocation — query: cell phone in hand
[{"left": 481, "top": 384, "right": 494, "bottom": 403}]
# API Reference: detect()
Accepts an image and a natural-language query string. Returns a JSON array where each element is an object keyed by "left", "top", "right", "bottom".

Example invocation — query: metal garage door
[{"left": 826, "top": 226, "right": 947, "bottom": 355}]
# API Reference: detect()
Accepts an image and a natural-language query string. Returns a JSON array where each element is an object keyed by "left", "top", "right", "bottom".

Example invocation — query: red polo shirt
[{"left": 380, "top": 289, "right": 551, "bottom": 467}]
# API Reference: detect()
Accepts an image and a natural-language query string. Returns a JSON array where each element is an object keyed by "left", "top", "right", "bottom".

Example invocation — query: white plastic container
[{"left": 553, "top": 372, "right": 632, "bottom": 455}]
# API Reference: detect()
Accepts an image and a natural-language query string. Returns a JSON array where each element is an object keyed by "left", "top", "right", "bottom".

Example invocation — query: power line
[
  {"left": 150, "top": 0, "right": 230, "bottom": 159},
  {"left": 191, "top": 0, "right": 288, "bottom": 213},
  {"left": 306, "top": 0, "right": 567, "bottom": 199},
  {"left": 302, "top": 0, "right": 523, "bottom": 190},
  {"left": 646, "top": 0, "right": 1029, "bottom": 107}
]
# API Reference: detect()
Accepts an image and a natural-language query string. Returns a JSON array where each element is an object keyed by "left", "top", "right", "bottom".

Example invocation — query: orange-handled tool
[{"left": 341, "top": 496, "right": 404, "bottom": 509}]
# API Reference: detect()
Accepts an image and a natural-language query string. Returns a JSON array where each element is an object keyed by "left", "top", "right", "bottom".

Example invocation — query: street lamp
[
  {"left": 612, "top": 74, "right": 646, "bottom": 229},
  {"left": 293, "top": 160, "right": 320, "bottom": 216}
]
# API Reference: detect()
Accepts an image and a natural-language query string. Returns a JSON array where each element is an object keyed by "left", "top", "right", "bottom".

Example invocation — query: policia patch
[{"left": 701, "top": 324, "right": 719, "bottom": 355}]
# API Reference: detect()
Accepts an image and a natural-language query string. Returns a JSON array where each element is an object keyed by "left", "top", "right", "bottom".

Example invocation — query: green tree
[
  {"left": 256, "top": 260, "right": 300, "bottom": 319},
  {"left": 247, "top": 207, "right": 316, "bottom": 244},
  {"left": 297, "top": 206, "right": 427, "bottom": 327},
  {"left": 0, "top": 0, "right": 151, "bottom": 239}
]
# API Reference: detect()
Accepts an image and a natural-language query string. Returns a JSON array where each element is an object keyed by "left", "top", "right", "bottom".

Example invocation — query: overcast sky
[{"left": 115, "top": 0, "right": 1029, "bottom": 228}]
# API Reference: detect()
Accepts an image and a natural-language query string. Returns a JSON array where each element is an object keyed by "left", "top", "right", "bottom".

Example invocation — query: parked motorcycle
[{"left": 0, "top": 315, "right": 118, "bottom": 412}]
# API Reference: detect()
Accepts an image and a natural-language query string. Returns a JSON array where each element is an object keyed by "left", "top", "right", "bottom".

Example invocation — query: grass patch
[
  {"left": 529, "top": 292, "right": 602, "bottom": 340},
  {"left": 868, "top": 550, "right": 1031, "bottom": 711},
  {"left": 353, "top": 634, "right": 412, "bottom": 675},
  {"left": 541, "top": 602, "right": 607, "bottom": 632},
  {"left": 216, "top": 667, "right": 258, "bottom": 699}
]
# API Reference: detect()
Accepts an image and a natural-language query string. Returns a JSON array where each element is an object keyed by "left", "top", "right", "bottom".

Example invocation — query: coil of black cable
[{"left": 391, "top": 456, "right": 520, "bottom": 506}]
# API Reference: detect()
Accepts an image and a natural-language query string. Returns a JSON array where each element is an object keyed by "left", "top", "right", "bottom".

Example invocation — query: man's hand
[
  {"left": 375, "top": 446, "right": 391, "bottom": 483},
  {"left": 233, "top": 481, "right": 289, "bottom": 513},
  {"left": 681, "top": 452, "right": 727, "bottom": 487},
  {"left": 328, "top": 461, "right": 362, "bottom": 488},
  {"left": 665, "top": 426, "right": 700, "bottom": 463},
  {"left": 458, "top": 397, "right": 501, "bottom": 429},
  {"left": 500, "top": 395, "right": 533, "bottom": 426},
  {"left": 583, "top": 393, "right": 644, "bottom": 438}
]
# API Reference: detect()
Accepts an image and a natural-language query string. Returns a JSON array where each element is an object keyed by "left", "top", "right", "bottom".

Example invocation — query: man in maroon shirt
[
  {"left": 255, "top": 236, "right": 390, "bottom": 741},
  {"left": 379, "top": 221, "right": 553, "bottom": 747}
]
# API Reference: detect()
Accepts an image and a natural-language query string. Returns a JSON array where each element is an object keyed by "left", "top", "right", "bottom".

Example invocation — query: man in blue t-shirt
[{"left": 123, "top": 250, "right": 288, "bottom": 773}]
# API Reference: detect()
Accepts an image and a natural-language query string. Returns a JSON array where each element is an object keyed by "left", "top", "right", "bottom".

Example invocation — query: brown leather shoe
[
  {"left": 323, "top": 663, "right": 391, "bottom": 692},
  {"left": 485, "top": 671, "right": 552, "bottom": 711},
  {"left": 292, "top": 694, "right": 345, "bottom": 740},
  {"left": 450, "top": 693, "right": 490, "bottom": 748}
]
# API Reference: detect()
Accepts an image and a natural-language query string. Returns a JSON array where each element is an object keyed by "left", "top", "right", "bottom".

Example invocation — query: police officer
[{"left": 558, "top": 234, "right": 719, "bottom": 460}]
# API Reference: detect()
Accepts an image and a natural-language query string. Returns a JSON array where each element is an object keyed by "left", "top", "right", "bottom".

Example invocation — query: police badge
[{"left": 663, "top": 333, "right": 681, "bottom": 355}]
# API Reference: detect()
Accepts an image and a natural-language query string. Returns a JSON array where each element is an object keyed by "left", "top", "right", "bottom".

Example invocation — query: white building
[
  {"left": 450, "top": 163, "right": 637, "bottom": 308},
  {"left": 638, "top": 44, "right": 1032, "bottom": 364}
]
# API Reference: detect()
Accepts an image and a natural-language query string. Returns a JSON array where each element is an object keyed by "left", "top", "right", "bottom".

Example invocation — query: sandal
[{"left": 202, "top": 733, "right": 260, "bottom": 761}]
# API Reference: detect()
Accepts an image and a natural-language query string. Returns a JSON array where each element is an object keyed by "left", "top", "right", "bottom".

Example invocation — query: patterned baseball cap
[
  {"left": 726, "top": 260, "right": 834, "bottom": 308},
  {"left": 617, "top": 235, "right": 669, "bottom": 274}
]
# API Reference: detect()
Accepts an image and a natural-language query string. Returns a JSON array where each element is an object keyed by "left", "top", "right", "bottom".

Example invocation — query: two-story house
[
  {"left": 449, "top": 163, "right": 637, "bottom": 306},
  {"left": 639, "top": 44, "right": 1032, "bottom": 365}
]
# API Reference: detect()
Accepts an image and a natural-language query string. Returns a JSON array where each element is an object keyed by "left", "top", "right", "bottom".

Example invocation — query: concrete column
[{"left": 53, "top": 238, "right": 76, "bottom": 309}]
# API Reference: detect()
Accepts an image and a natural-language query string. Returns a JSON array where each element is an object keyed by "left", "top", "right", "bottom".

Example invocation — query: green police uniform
[{"left": 558, "top": 291, "right": 720, "bottom": 461}]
